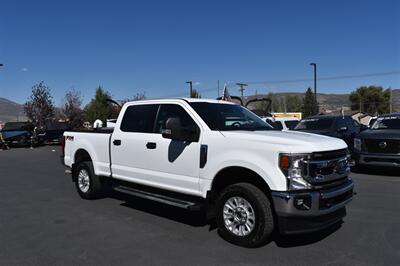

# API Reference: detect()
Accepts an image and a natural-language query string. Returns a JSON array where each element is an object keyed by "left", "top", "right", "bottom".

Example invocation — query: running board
[{"left": 113, "top": 185, "right": 202, "bottom": 211}]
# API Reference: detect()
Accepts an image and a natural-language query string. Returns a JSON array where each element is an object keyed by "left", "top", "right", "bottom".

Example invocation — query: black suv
[
  {"left": 353, "top": 113, "right": 400, "bottom": 168},
  {"left": 294, "top": 115, "right": 361, "bottom": 151}
]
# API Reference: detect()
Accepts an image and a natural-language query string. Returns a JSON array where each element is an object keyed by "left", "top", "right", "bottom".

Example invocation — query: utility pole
[
  {"left": 186, "top": 81, "right": 193, "bottom": 98},
  {"left": 217, "top": 80, "right": 220, "bottom": 98},
  {"left": 310, "top": 63, "right": 317, "bottom": 113},
  {"left": 236, "top": 83, "right": 248, "bottom": 100},
  {"left": 390, "top": 88, "right": 393, "bottom": 113}
]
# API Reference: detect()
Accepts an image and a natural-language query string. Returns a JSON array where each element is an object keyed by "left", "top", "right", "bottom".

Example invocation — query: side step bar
[{"left": 113, "top": 185, "right": 202, "bottom": 211}]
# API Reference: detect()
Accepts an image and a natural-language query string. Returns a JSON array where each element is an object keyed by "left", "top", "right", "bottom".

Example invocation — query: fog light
[{"left": 294, "top": 196, "right": 312, "bottom": 210}]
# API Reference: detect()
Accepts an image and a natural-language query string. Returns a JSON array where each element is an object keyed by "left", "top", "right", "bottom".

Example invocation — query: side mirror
[
  {"left": 162, "top": 117, "right": 182, "bottom": 140},
  {"left": 162, "top": 117, "right": 199, "bottom": 142},
  {"left": 360, "top": 124, "right": 369, "bottom": 131},
  {"left": 338, "top": 126, "right": 348, "bottom": 132}
]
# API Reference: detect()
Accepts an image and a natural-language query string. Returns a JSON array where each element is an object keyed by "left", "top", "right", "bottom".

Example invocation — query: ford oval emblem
[{"left": 378, "top": 141, "right": 387, "bottom": 149}]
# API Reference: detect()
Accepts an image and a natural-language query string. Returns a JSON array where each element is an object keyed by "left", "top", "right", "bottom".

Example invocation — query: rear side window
[{"left": 120, "top": 104, "right": 159, "bottom": 133}]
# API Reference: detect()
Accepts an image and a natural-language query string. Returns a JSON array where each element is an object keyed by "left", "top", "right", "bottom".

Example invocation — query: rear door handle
[
  {"left": 146, "top": 142, "right": 157, "bottom": 149},
  {"left": 113, "top": 139, "right": 121, "bottom": 146}
]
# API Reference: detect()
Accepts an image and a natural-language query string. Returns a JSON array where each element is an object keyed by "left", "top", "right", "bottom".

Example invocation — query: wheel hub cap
[
  {"left": 223, "top": 196, "right": 255, "bottom": 236},
  {"left": 78, "top": 169, "right": 90, "bottom": 193}
]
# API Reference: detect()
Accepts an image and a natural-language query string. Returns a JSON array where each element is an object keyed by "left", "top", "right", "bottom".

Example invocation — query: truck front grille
[
  {"left": 302, "top": 149, "right": 350, "bottom": 189},
  {"left": 364, "top": 139, "right": 400, "bottom": 154}
]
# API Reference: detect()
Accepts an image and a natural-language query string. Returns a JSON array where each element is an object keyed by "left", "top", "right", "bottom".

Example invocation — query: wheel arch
[
  {"left": 211, "top": 166, "right": 272, "bottom": 198},
  {"left": 71, "top": 149, "right": 92, "bottom": 182}
]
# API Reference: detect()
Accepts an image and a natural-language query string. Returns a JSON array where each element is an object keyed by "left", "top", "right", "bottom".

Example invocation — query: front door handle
[
  {"left": 146, "top": 142, "right": 157, "bottom": 149},
  {"left": 113, "top": 139, "right": 121, "bottom": 146}
]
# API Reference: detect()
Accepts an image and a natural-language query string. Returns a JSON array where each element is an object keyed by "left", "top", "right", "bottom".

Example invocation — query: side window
[
  {"left": 155, "top": 104, "right": 198, "bottom": 133},
  {"left": 120, "top": 104, "right": 159, "bottom": 133},
  {"left": 335, "top": 118, "right": 346, "bottom": 129},
  {"left": 345, "top": 117, "right": 356, "bottom": 130}
]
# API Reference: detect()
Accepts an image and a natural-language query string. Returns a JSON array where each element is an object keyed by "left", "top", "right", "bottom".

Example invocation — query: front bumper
[
  {"left": 271, "top": 179, "right": 354, "bottom": 234},
  {"left": 354, "top": 151, "right": 400, "bottom": 167}
]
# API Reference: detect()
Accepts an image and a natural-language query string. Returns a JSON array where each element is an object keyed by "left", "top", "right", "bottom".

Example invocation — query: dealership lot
[{"left": 1, "top": 146, "right": 399, "bottom": 265}]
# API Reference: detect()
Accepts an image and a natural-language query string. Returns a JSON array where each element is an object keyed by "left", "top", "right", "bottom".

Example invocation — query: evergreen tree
[
  {"left": 349, "top": 86, "right": 390, "bottom": 114},
  {"left": 302, "top": 87, "right": 317, "bottom": 118},
  {"left": 84, "top": 86, "right": 114, "bottom": 124},
  {"left": 191, "top": 89, "right": 201, "bottom": 98}
]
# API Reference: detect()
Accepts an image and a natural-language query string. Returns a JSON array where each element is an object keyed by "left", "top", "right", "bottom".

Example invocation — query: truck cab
[{"left": 63, "top": 98, "right": 354, "bottom": 247}]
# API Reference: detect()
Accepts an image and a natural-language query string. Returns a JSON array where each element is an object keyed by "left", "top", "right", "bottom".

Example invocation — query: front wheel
[
  {"left": 73, "top": 161, "right": 105, "bottom": 199},
  {"left": 216, "top": 183, "right": 274, "bottom": 248}
]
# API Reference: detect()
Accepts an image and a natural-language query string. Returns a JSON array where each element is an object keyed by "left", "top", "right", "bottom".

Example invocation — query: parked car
[
  {"left": 62, "top": 98, "right": 353, "bottom": 247},
  {"left": 353, "top": 113, "right": 400, "bottom": 168},
  {"left": 294, "top": 115, "right": 360, "bottom": 152},
  {"left": 37, "top": 120, "right": 70, "bottom": 144},
  {"left": 0, "top": 122, "right": 34, "bottom": 147},
  {"left": 264, "top": 117, "right": 299, "bottom": 131}
]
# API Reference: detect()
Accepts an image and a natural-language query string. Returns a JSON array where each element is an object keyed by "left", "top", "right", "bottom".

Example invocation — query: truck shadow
[
  {"left": 110, "top": 191, "right": 342, "bottom": 247},
  {"left": 273, "top": 221, "right": 343, "bottom": 248},
  {"left": 111, "top": 191, "right": 209, "bottom": 227}
]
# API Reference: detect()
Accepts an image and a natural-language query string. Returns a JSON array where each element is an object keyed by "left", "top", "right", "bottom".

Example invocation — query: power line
[
  {"left": 157, "top": 70, "right": 400, "bottom": 98},
  {"left": 243, "top": 71, "right": 400, "bottom": 85}
]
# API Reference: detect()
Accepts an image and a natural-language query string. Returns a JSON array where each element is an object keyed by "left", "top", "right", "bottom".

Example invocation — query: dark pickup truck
[
  {"left": 353, "top": 113, "right": 400, "bottom": 167},
  {"left": 294, "top": 115, "right": 361, "bottom": 152}
]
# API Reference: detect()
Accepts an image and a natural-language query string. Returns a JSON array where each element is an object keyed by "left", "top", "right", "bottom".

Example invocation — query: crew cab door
[{"left": 110, "top": 103, "right": 201, "bottom": 196}]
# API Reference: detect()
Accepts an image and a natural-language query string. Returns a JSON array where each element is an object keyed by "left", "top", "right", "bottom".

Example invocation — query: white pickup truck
[{"left": 62, "top": 98, "right": 354, "bottom": 247}]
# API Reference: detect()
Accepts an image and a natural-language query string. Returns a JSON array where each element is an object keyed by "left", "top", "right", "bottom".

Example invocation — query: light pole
[
  {"left": 310, "top": 63, "right": 317, "bottom": 113},
  {"left": 186, "top": 81, "right": 193, "bottom": 98}
]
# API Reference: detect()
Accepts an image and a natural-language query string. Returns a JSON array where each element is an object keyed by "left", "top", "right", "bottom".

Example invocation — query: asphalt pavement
[{"left": 1, "top": 146, "right": 400, "bottom": 266}]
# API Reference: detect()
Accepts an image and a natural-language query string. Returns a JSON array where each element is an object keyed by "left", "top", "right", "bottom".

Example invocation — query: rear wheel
[
  {"left": 216, "top": 183, "right": 274, "bottom": 248},
  {"left": 74, "top": 161, "right": 105, "bottom": 199}
]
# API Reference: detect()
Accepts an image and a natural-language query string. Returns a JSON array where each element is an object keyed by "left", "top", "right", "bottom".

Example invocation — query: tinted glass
[
  {"left": 155, "top": 104, "right": 198, "bottom": 133},
  {"left": 295, "top": 118, "right": 334, "bottom": 130},
  {"left": 190, "top": 102, "right": 273, "bottom": 131},
  {"left": 371, "top": 116, "right": 400, "bottom": 130},
  {"left": 120, "top": 104, "right": 159, "bottom": 133},
  {"left": 336, "top": 117, "right": 347, "bottom": 129},
  {"left": 270, "top": 121, "right": 283, "bottom": 130},
  {"left": 284, "top": 120, "right": 299, "bottom": 130}
]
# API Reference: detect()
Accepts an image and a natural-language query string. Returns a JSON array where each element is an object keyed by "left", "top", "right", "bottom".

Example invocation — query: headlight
[
  {"left": 279, "top": 154, "right": 312, "bottom": 190},
  {"left": 354, "top": 138, "right": 362, "bottom": 151}
]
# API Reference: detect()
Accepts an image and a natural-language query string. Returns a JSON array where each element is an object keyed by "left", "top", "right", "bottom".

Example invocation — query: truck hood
[
  {"left": 220, "top": 130, "right": 347, "bottom": 153},
  {"left": 359, "top": 129, "right": 400, "bottom": 140}
]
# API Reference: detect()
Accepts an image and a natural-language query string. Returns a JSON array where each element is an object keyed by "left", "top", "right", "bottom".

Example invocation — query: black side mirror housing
[
  {"left": 162, "top": 117, "right": 199, "bottom": 142},
  {"left": 162, "top": 117, "right": 182, "bottom": 140}
]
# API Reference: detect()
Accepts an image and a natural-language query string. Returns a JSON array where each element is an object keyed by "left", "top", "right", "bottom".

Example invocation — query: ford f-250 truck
[{"left": 62, "top": 98, "right": 354, "bottom": 247}]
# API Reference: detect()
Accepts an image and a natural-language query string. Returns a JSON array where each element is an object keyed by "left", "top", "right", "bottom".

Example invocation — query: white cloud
[
  {"left": 193, "top": 81, "right": 201, "bottom": 86},
  {"left": 21, "top": 67, "right": 28, "bottom": 72}
]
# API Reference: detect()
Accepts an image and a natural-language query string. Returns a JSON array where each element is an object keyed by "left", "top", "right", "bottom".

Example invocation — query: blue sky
[{"left": 0, "top": 0, "right": 399, "bottom": 105}]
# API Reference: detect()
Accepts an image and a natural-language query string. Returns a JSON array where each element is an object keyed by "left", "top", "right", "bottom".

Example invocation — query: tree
[
  {"left": 121, "top": 92, "right": 147, "bottom": 105},
  {"left": 61, "top": 89, "right": 84, "bottom": 129},
  {"left": 286, "top": 95, "right": 302, "bottom": 112},
  {"left": 190, "top": 89, "right": 201, "bottom": 98},
  {"left": 24, "top": 81, "right": 55, "bottom": 127},
  {"left": 84, "top": 86, "right": 114, "bottom": 124},
  {"left": 349, "top": 86, "right": 390, "bottom": 115},
  {"left": 302, "top": 87, "right": 318, "bottom": 118}
]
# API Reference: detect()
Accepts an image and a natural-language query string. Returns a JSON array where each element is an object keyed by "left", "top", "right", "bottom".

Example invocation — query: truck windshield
[
  {"left": 371, "top": 116, "right": 400, "bottom": 130},
  {"left": 189, "top": 102, "right": 273, "bottom": 131},
  {"left": 295, "top": 118, "right": 334, "bottom": 130}
]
